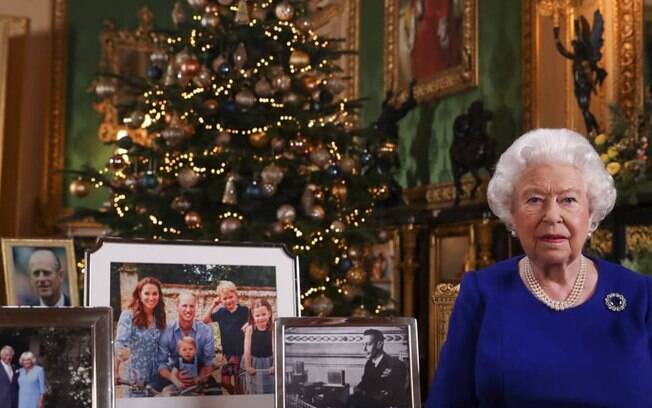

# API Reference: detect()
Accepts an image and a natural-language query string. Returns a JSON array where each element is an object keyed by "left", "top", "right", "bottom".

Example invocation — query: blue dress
[
  {"left": 17, "top": 365, "right": 45, "bottom": 408},
  {"left": 115, "top": 310, "right": 162, "bottom": 387},
  {"left": 427, "top": 256, "right": 652, "bottom": 407}
]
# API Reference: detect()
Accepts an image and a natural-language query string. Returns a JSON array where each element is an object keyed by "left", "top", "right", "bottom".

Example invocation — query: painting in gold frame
[
  {"left": 309, "top": 0, "right": 360, "bottom": 103},
  {"left": 1, "top": 238, "right": 79, "bottom": 306},
  {"left": 384, "top": 0, "right": 478, "bottom": 102},
  {"left": 364, "top": 228, "right": 401, "bottom": 309}
]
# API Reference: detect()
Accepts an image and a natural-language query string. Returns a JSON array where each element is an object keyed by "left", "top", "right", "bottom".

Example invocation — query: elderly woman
[
  {"left": 115, "top": 276, "right": 167, "bottom": 396},
  {"left": 427, "top": 129, "right": 652, "bottom": 406},
  {"left": 17, "top": 352, "right": 45, "bottom": 408}
]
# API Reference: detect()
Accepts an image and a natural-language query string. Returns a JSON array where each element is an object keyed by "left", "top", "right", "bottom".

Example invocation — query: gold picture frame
[
  {"left": 1, "top": 238, "right": 79, "bottom": 306},
  {"left": 384, "top": 0, "right": 478, "bottom": 102},
  {"left": 309, "top": 0, "right": 360, "bottom": 103},
  {"left": 428, "top": 282, "right": 459, "bottom": 383},
  {"left": 364, "top": 228, "right": 402, "bottom": 309}
]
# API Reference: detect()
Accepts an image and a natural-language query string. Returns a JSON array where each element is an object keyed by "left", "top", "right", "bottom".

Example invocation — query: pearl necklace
[{"left": 521, "top": 256, "right": 587, "bottom": 311}]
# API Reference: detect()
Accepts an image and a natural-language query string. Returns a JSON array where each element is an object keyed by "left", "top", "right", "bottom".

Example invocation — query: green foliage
[{"left": 621, "top": 249, "right": 652, "bottom": 276}]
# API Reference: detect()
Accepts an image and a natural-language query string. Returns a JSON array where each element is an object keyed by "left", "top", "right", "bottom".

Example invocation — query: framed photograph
[
  {"left": 1, "top": 238, "right": 79, "bottom": 307},
  {"left": 0, "top": 307, "right": 112, "bottom": 408},
  {"left": 276, "top": 317, "right": 421, "bottom": 408},
  {"left": 429, "top": 222, "right": 476, "bottom": 285},
  {"left": 384, "top": 0, "right": 478, "bottom": 102},
  {"left": 86, "top": 237, "right": 300, "bottom": 408},
  {"left": 364, "top": 229, "right": 401, "bottom": 309}
]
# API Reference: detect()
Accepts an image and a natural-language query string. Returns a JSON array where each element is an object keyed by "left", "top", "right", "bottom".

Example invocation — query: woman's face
[
  {"left": 140, "top": 283, "right": 160, "bottom": 312},
  {"left": 253, "top": 305, "right": 271, "bottom": 330},
  {"left": 511, "top": 163, "right": 592, "bottom": 267},
  {"left": 22, "top": 358, "right": 33, "bottom": 369}
]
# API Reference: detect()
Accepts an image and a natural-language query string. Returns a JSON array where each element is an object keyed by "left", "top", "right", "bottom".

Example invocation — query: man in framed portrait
[
  {"left": 26, "top": 248, "right": 71, "bottom": 307},
  {"left": 157, "top": 292, "right": 215, "bottom": 392},
  {"left": 347, "top": 329, "right": 409, "bottom": 408},
  {"left": 0, "top": 345, "right": 18, "bottom": 408}
]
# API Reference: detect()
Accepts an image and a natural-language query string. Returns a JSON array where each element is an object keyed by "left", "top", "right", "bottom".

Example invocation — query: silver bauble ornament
[
  {"left": 310, "top": 147, "right": 330, "bottom": 168},
  {"left": 177, "top": 167, "right": 200, "bottom": 188},
  {"left": 150, "top": 50, "right": 169, "bottom": 65},
  {"left": 330, "top": 220, "right": 345, "bottom": 233},
  {"left": 261, "top": 163, "right": 284, "bottom": 185},
  {"left": 310, "top": 294, "right": 333, "bottom": 316},
  {"left": 201, "top": 12, "right": 220, "bottom": 28},
  {"left": 261, "top": 183, "right": 277, "bottom": 197},
  {"left": 325, "top": 77, "right": 347, "bottom": 95},
  {"left": 272, "top": 74, "right": 292, "bottom": 92},
  {"left": 276, "top": 204, "right": 296, "bottom": 225},
  {"left": 161, "top": 127, "right": 185, "bottom": 147},
  {"left": 126, "top": 110, "right": 146, "bottom": 128},
  {"left": 187, "top": 0, "right": 208, "bottom": 10},
  {"left": 69, "top": 179, "right": 91, "bottom": 198},
  {"left": 220, "top": 217, "right": 242, "bottom": 235},
  {"left": 308, "top": 205, "right": 325, "bottom": 221},
  {"left": 275, "top": 0, "right": 294, "bottom": 21},
  {"left": 171, "top": 196, "right": 192, "bottom": 212},
  {"left": 95, "top": 79, "right": 116, "bottom": 98},
  {"left": 254, "top": 78, "right": 273, "bottom": 97},
  {"left": 235, "top": 89, "right": 257, "bottom": 108},
  {"left": 338, "top": 156, "right": 358, "bottom": 174},
  {"left": 216, "top": 131, "right": 231, "bottom": 146}
]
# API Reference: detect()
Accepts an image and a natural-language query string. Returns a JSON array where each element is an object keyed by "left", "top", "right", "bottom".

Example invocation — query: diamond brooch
[{"left": 605, "top": 292, "right": 626, "bottom": 312}]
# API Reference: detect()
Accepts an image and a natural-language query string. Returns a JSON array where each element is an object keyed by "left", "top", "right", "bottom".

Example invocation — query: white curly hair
[{"left": 487, "top": 128, "right": 616, "bottom": 231}]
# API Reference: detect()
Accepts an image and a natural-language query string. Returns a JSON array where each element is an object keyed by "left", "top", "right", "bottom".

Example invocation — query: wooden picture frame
[
  {"left": 275, "top": 317, "right": 421, "bottom": 408},
  {"left": 86, "top": 237, "right": 300, "bottom": 407},
  {"left": 1, "top": 238, "right": 78, "bottom": 306},
  {"left": 384, "top": 0, "right": 478, "bottom": 103},
  {"left": 0, "top": 307, "right": 113, "bottom": 407}
]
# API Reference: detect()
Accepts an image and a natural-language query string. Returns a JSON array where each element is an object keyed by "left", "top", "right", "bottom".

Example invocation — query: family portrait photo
[
  {"left": 110, "top": 261, "right": 277, "bottom": 400},
  {"left": 86, "top": 239, "right": 300, "bottom": 408},
  {"left": 277, "top": 318, "right": 421, "bottom": 408},
  {"left": 1, "top": 239, "right": 78, "bottom": 307}
]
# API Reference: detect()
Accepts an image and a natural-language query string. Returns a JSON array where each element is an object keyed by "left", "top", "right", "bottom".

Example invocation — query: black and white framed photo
[
  {"left": 1, "top": 238, "right": 79, "bottom": 307},
  {"left": 276, "top": 317, "right": 421, "bottom": 408},
  {"left": 86, "top": 237, "right": 300, "bottom": 408},
  {"left": 0, "top": 307, "right": 112, "bottom": 408}
]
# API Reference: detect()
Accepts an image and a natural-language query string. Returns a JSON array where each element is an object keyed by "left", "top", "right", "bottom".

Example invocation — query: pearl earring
[{"left": 510, "top": 230, "right": 517, "bottom": 238}]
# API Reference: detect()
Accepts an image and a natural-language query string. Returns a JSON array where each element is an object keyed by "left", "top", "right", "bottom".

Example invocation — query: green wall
[
  {"left": 359, "top": 0, "right": 523, "bottom": 187},
  {"left": 64, "top": 0, "right": 523, "bottom": 206}
]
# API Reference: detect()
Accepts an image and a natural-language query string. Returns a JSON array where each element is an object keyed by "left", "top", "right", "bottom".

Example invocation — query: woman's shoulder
[
  {"left": 595, "top": 257, "right": 652, "bottom": 294},
  {"left": 470, "top": 256, "right": 521, "bottom": 290},
  {"left": 118, "top": 309, "right": 134, "bottom": 320}
]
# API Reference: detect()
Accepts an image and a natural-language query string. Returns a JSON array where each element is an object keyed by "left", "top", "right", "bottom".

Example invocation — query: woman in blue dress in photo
[
  {"left": 427, "top": 129, "right": 652, "bottom": 407},
  {"left": 17, "top": 352, "right": 45, "bottom": 408},
  {"left": 115, "top": 276, "right": 167, "bottom": 396}
]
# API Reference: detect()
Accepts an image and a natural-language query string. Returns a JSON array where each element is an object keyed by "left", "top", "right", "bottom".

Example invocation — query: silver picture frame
[
  {"left": 0, "top": 307, "right": 113, "bottom": 408},
  {"left": 275, "top": 317, "right": 421, "bottom": 408}
]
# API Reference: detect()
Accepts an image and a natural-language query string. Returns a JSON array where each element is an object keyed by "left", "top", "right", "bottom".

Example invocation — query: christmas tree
[{"left": 67, "top": 0, "right": 402, "bottom": 316}]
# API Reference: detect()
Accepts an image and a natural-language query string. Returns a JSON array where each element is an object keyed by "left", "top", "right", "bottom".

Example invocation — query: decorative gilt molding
[
  {"left": 403, "top": 177, "right": 488, "bottom": 210},
  {"left": 42, "top": 0, "right": 68, "bottom": 231},
  {"left": 428, "top": 282, "right": 460, "bottom": 383},
  {"left": 613, "top": 0, "right": 643, "bottom": 123},
  {"left": 384, "top": 0, "right": 478, "bottom": 103},
  {"left": 522, "top": 0, "right": 535, "bottom": 130}
]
